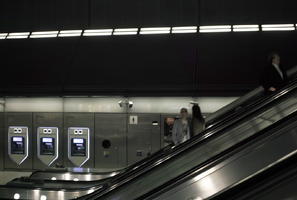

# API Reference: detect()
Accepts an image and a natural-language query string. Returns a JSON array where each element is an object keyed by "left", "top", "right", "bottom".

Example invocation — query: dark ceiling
[{"left": 0, "top": 0, "right": 296, "bottom": 96}]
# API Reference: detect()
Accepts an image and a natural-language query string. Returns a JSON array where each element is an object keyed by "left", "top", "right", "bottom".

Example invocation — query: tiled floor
[{"left": 0, "top": 171, "right": 32, "bottom": 185}]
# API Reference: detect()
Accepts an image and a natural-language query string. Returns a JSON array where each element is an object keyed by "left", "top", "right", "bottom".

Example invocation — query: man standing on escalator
[
  {"left": 261, "top": 53, "right": 287, "bottom": 93},
  {"left": 172, "top": 108, "right": 191, "bottom": 146}
]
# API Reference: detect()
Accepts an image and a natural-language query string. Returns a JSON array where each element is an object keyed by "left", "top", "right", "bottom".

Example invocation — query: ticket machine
[
  {"left": 68, "top": 127, "right": 90, "bottom": 167},
  {"left": 37, "top": 127, "right": 59, "bottom": 166},
  {"left": 8, "top": 126, "right": 29, "bottom": 165}
]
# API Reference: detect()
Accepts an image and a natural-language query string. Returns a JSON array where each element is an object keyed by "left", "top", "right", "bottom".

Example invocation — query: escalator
[
  {"left": 82, "top": 79, "right": 297, "bottom": 200},
  {"left": 0, "top": 80, "right": 296, "bottom": 199},
  {"left": 140, "top": 109, "right": 297, "bottom": 200}
]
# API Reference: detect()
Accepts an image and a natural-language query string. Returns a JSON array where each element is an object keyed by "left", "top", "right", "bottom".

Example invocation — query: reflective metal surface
[
  {"left": 95, "top": 113, "right": 127, "bottom": 169},
  {"left": 63, "top": 113, "right": 94, "bottom": 168},
  {"left": 127, "top": 114, "right": 161, "bottom": 165},
  {"left": 30, "top": 168, "right": 121, "bottom": 181},
  {"left": 91, "top": 90, "right": 297, "bottom": 200},
  {"left": 33, "top": 113, "right": 64, "bottom": 169},
  {"left": 0, "top": 185, "right": 102, "bottom": 200},
  {"left": 5, "top": 112, "right": 33, "bottom": 170},
  {"left": 0, "top": 112, "right": 4, "bottom": 170},
  {"left": 155, "top": 114, "right": 297, "bottom": 200}
]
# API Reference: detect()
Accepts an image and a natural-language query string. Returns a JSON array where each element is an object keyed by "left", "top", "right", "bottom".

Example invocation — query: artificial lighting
[
  {"left": 0, "top": 33, "right": 7, "bottom": 39},
  {"left": 113, "top": 28, "right": 138, "bottom": 35},
  {"left": 262, "top": 24, "right": 295, "bottom": 31},
  {"left": 140, "top": 27, "right": 171, "bottom": 35},
  {"left": 83, "top": 29, "right": 113, "bottom": 36},
  {"left": 58, "top": 30, "right": 82, "bottom": 37},
  {"left": 51, "top": 177, "right": 57, "bottom": 180},
  {"left": 199, "top": 25, "right": 232, "bottom": 33},
  {"left": 7, "top": 32, "right": 30, "bottom": 39},
  {"left": 233, "top": 25, "right": 259, "bottom": 32},
  {"left": 40, "top": 195, "right": 47, "bottom": 200},
  {"left": 73, "top": 178, "right": 79, "bottom": 181},
  {"left": 172, "top": 26, "right": 197, "bottom": 34},
  {"left": 13, "top": 193, "right": 20, "bottom": 200},
  {"left": 30, "top": 31, "right": 58, "bottom": 38}
]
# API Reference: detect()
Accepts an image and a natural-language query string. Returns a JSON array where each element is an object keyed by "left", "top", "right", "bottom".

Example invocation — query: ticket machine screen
[
  {"left": 40, "top": 137, "right": 55, "bottom": 155},
  {"left": 71, "top": 138, "right": 86, "bottom": 156},
  {"left": 11, "top": 136, "right": 25, "bottom": 154}
]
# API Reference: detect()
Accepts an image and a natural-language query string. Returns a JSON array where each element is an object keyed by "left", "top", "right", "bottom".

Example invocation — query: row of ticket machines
[
  {"left": 0, "top": 112, "right": 173, "bottom": 171},
  {"left": 8, "top": 126, "right": 89, "bottom": 167}
]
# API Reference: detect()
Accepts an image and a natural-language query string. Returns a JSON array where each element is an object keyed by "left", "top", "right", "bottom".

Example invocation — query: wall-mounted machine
[
  {"left": 37, "top": 127, "right": 59, "bottom": 167},
  {"left": 68, "top": 127, "right": 90, "bottom": 167},
  {"left": 8, "top": 126, "right": 29, "bottom": 165},
  {"left": 64, "top": 113, "right": 94, "bottom": 168},
  {"left": 33, "top": 112, "right": 63, "bottom": 169},
  {"left": 5, "top": 113, "right": 33, "bottom": 170}
]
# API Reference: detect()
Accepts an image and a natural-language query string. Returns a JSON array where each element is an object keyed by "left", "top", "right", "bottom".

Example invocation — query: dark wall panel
[
  {"left": 0, "top": 0, "right": 34, "bottom": 31},
  {"left": 64, "top": 35, "right": 196, "bottom": 93},
  {"left": 257, "top": 1, "right": 297, "bottom": 23},
  {"left": 200, "top": 0, "right": 261, "bottom": 25},
  {"left": 32, "top": 0, "right": 57, "bottom": 30},
  {"left": 140, "top": 0, "right": 161, "bottom": 26},
  {"left": 56, "top": 0, "right": 88, "bottom": 29}
]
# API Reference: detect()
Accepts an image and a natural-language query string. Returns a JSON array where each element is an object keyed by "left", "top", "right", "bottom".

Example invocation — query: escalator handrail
[
  {"left": 86, "top": 78, "right": 297, "bottom": 198},
  {"left": 138, "top": 105, "right": 297, "bottom": 200}
]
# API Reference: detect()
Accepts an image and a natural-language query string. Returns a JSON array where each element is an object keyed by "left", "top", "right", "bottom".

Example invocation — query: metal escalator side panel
[
  {"left": 90, "top": 88, "right": 297, "bottom": 200},
  {"left": 154, "top": 113, "right": 297, "bottom": 200}
]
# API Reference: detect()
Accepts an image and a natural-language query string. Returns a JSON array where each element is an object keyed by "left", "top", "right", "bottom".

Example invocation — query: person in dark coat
[
  {"left": 191, "top": 104, "right": 205, "bottom": 137},
  {"left": 261, "top": 53, "right": 287, "bottom": 93}
]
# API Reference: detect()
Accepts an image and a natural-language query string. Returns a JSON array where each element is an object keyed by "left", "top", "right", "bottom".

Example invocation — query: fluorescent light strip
[
  {"left": 140, "top": 27, "right": 171, "bottom": 35},
  {"left": 113, "top": 28, "right": 138, "bottom": 35},
  {"left": 172, "top": 26, "right": 197, "bottom": 34},
  {"left": 233, "top": 25, "right": 259, "bottom": 32},
  {"left": 7, "top": 32, "right": 30, "bottom": 39},
  {"left": 200, "top": 25, "right": 231, "bottom": 33},
  {"left": 30, "top": 31, "right": 58, "bottom": 38},
  {"left": 0, "top": 33, "right": 8, "bottom": 39},
  {"left": 83, "top": 29, "right": 113, "bottom": 36},
  {"left": 262, "top": 24, "right": 295, "bottom": 31},
  {"left": 58, "top": 30, "right": 82, "bottom": 37}
]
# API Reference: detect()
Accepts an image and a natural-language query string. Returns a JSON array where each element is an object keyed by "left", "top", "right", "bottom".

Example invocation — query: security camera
[
  {"left": 118, "top": 100, "right": 133, "bottom": 109},
  {"left": 118, "top": 100, "right": 124, "bottom": 108},
  {"left": 128, "top": 101, "right": 133, "bottom": 108}
]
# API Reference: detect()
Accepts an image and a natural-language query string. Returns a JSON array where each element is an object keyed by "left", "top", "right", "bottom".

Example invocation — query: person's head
[
  {"left": 192, "top": 104, "right": 204, "bottom": 122},
  {"left": 268, "top": 53, "right": 280, "bottom": 66},
  {"left": 180, "top": 108, "right": 188, "bottom": 119}
]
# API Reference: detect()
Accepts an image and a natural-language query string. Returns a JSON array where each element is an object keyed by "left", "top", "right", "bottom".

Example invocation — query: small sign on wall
[{"left": 129, "top": 115, "right": 138, "bottom": 125}]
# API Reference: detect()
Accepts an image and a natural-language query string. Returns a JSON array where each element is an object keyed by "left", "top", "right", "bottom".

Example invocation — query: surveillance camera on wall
[{"left": 118, "top": 100, "right": 133, "bottom": 109}]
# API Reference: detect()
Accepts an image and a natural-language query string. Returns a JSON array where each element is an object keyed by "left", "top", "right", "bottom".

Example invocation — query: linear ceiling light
[
  {"left": 262, "top": 24, "right": 295, "bottom": 31},
  {"left": 7, "top": 32, "right": 30, "bottom": 39},
  {"left": 83, "top": 29, "right": 113, "bottom": 36},
  {"left": 233, "top": 25, "right": 260, "bottom": 32},
  {"left": 172, "top": 26, "right": 197, "bottom": 34},
  {"left": 0, "top": 33, "right": 8, "bottom": 39},
  {"left": 199, "top": 25, "right": 232, "bottom": 33},
  {"left": 30, "top": 31, "right": 59, "bottom": 38},
  {"left": 113, "top": 28, "right": 138, "bottom": 35},
  {"left": 58, "top": 30, "right": 82, "bottom": 37},
  {"left": 140, "top": 27, "right": 171, "bottom": 35}
]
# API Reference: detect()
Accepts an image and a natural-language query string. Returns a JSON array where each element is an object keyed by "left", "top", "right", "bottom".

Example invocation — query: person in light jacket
[{"left": 172, "top": 108, "right": 190, "bottom": 145}]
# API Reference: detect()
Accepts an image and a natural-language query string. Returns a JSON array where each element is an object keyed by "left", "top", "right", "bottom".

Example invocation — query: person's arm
[{"left": 172, "top": 121, "right": 178, "bottom": 145}]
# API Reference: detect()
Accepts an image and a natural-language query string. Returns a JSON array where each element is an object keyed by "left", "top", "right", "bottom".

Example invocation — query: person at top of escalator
[
  {"left": 191, "top": 104, "right": 205, "bottom": 137},
  {"left": 172, "top": 108, "right": 190, "bottom": 145},
  {"left": 261, "top": 52, "right": 287, "bottom": 93}
]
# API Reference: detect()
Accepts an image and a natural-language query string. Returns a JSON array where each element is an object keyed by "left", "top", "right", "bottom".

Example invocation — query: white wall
[{"left": 0, "top": 96, "right": 238, "bottom": 114}]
